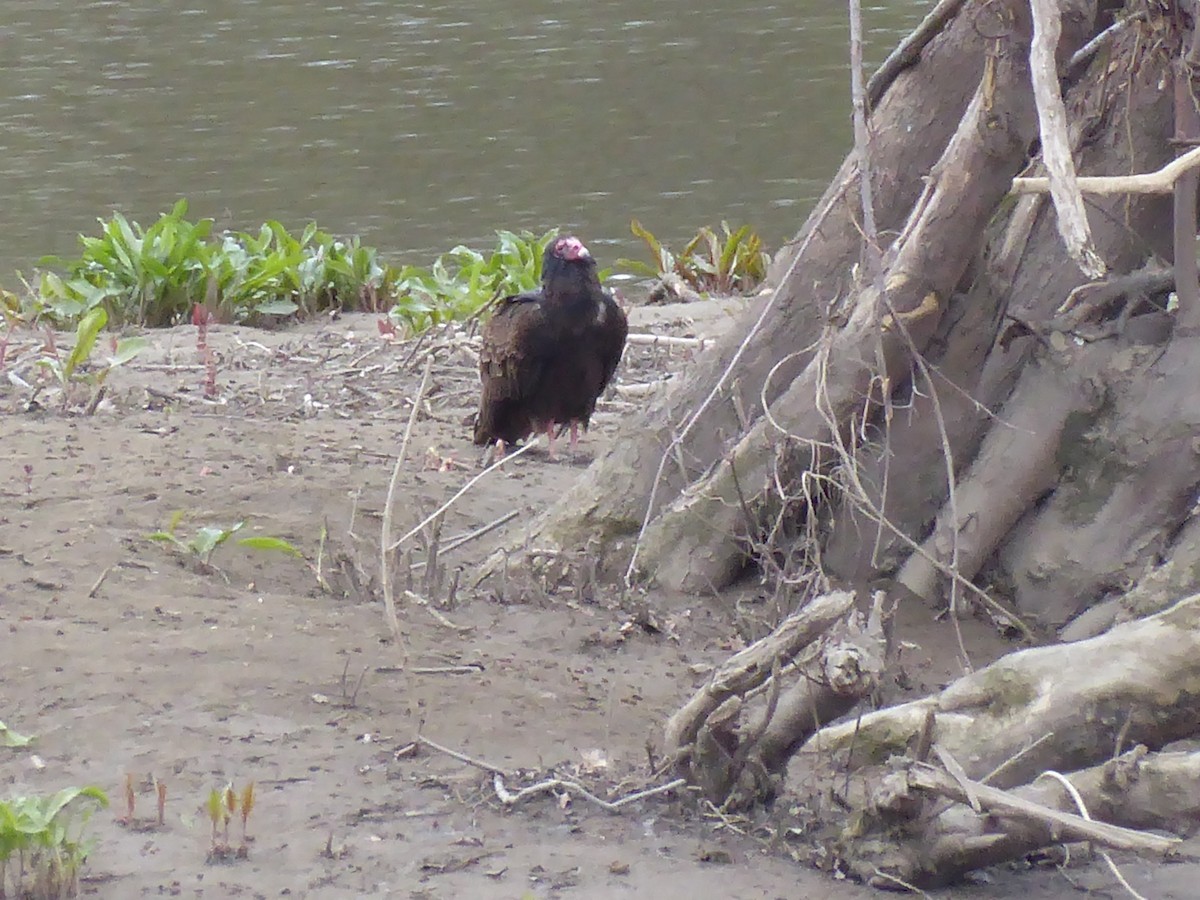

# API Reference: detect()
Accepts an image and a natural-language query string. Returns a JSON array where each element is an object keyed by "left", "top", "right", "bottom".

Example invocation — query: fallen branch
[
  {"left": 1012, "top": 144, "right": 1200, "bottom": 194},
  {"left": 376, "top": 664, "right": 484, "bottom": 676},
  {"left": 663, "top": 591, "right": 855, "bottom": 778},
  {"left": 865, "top": 0, "right": 970, "bottom": 109},
  {"left": 625, "top": 333, "right": 711, "bottom": 349},
  {"left": 805, "top": 594, "right": 1200, "bottom": 790},
  {"left": 682, "top": 592, "right": 889, "bottom": 807},
  {"left": 402, "top": 589, "right": 470, "bottom": 632},
  {"left": 909, "top": 764, "right": 1177, "bottom": 854},
  {"left": 847, "top": 746, "right": 1194, "bottom": 888},
  {"left": 493, "top": 772, "right": 686, "bottom": 813},
  {"left": 1028, "top": 0, "right": 1105, "bottom": 277},
  {"left": 615, "top": 380, "right": 671, "bottom": 398},
  {"left": 414, "top": 734, "right": 510, "bottom": 776}
]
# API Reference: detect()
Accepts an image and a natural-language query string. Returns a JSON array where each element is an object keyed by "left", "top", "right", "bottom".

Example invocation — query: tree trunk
[{"left": 490, "top": 0, "right": 1038, "bottom": 563}]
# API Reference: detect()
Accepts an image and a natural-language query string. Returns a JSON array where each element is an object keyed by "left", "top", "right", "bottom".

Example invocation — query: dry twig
[
  {"left": 493, "top": 772, "right": 687, "bottom": 813},
  {"left": 379, "top": 356, "right": 434, "bottom": 658},
  {"left": 392, "top": 438, "right": 540, "bottom": 554}
]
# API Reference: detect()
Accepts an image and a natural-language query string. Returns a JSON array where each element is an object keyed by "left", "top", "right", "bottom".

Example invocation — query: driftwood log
[{"left": 845, "top": 746, "right": 1194, "bottom": 888}]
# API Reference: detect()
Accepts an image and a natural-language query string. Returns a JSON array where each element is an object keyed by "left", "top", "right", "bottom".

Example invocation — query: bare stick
[
  {"left": 493, "top": 772, "right": 687, "bottom": 812},
  {"left": 866, "top": 0, "right": 968, "bottom": 110},
  {"left": 376, "top": 664, "right": 484, "bottom": 676},
  {"left": 379, "top": 356, "right": 434, "bottom": 657},
  {"left": 410, "top": 509, "right": 520, "bottom": 570},
  {"left": 388, "top": 439, "right": 540, "bottom": 553},
  {"left": 933, "top": 744, "right": 981, "bottom": 812},
  {"left": 402, "top": 589, "right": 470, "bottom": 632},
  {"left": 1012, "top": 144, "right": 1200, "bottom": 195},
  {"left": 980, "top": 731, "right": 1056, "bottom": 785},
  {"left": 416, "top": 734, "right": 510, "bottom": 776},
  {"left": 849, "top": 0, "right": 879, "bottom": 271},
  {"left": 1066, "top": 16, "right": 1131, "bottom": 77},
  {"left": 1029, "top": 0, "right": 1105, "bottom": 278},
  {"left": 1037, "top": 770, "right": 1150, "bottom": 900},
  {"left": 626, "top": 333, "right": 711, "bottom": 349},
  {"left": 615, "top": 380, "right": 670, "bottom": 398},
  {"left": 86, "top": 565, "right": 113, "bottom": 599}
]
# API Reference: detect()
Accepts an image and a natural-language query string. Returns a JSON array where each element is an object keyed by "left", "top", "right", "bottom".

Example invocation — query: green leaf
[
  {"left": 614, "top": 258, "right": 661, "bottom": 279},
  {"left": 64, "top": 307, "right": 107, "bottom": 378},
  {"left": 252, "top": 299, "right": 300, "bottom": 316},
  {"left": 108, "top": 336, "right": 148, "bottom": 367},
  {"left": 0, "top": 721, "right": 33, "bottom": 748},
  {"left": 190, "top": 521, "right": 245, "bottom": 561},
  {"left": 238, "top": 536, "right": 304, "bottom": 557}
]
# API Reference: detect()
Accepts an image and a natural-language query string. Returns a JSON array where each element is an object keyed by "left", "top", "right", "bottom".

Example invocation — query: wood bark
[
  {"left": 816, "top": 15, "right": 1176, "bottom": 614},
  {"left": 634, "top": 1, "right": 1097, "bottom": 592}
]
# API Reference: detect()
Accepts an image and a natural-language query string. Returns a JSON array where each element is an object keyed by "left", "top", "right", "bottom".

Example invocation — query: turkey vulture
[{"left": 474, "top": 235, "right": 628, "bottom": 459}]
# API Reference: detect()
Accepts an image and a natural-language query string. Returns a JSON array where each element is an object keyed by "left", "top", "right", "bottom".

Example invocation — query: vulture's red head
[
  {"left": 541, "top": 235, "right": 600, "bottom": 300},
  {"left": 549, "top": 236, "right": 590, "bottom": 262}
]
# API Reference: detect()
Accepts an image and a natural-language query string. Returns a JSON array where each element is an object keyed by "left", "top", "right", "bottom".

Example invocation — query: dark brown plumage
[{"left": 473, "top": 235, "right": 628, "bottom": 458}]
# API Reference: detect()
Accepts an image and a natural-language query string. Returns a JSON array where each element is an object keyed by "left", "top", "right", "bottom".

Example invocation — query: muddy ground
[{"left": 2, "top": 299, "right": 1195, "bottom": 898}]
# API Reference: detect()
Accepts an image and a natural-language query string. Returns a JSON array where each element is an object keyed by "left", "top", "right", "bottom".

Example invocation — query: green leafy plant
[
  {"left": 31, "top": 204, "right": 575, "bottom": 336},
  {"left": 389, "top": 228, "right": 558, "bottom": 332},
  {"left": 618, "top": 219, "right": 771, "bottom": 294},
  {"left": 35, "top": 307, "right": 147, "bottom": 408},
  {"left": 33, "top": 201, "right": 391, "bottom": 328},
  {"left": 0, "top": 786, "right": 108, "bottom": 899},
  {"left": 148, "top": 513, "right": 304, "bottom": 572}
]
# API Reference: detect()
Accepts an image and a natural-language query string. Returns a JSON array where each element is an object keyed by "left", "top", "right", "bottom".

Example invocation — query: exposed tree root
[
  {"left": 663, "top": 590, "right": 889, "bottom": 807},
  {"left": 842, "top": 746, "right": 1193, "bottom": 888},
  {"left": 803, "top": 594, "right": 1200, "bottom": 787}
]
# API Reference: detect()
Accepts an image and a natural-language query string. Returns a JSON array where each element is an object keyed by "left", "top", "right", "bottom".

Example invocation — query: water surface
[{"left": 0, "top": 1, "right": 931, "bottom": 275}]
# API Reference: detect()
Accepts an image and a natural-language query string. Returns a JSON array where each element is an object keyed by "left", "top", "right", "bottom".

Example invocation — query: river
[{"left": 0, "top": 1, "right": 931, "bottom": 278}]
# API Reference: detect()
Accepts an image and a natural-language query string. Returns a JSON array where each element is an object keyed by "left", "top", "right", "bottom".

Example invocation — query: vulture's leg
[
  {"left": 544, "top": 423, "right": 559, "bottom": 460},
  {"left": 568, "top": 422, "right": 581, "bottom": 455}
]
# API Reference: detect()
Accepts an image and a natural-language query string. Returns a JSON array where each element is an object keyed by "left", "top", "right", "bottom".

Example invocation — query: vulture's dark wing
[
  {"left": 473, "top": 292, "right": 555, "bottom": 446},
  {"left": 595, "top": 293, "right": 629, "bottom": 395}
]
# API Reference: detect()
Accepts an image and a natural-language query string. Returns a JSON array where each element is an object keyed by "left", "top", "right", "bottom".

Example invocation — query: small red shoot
[
  {"left": 155, "top": 778, "right": 167, "bottom": 827},
  {"left": 123, "top": 772, "right": 136, "bottom": 824}
]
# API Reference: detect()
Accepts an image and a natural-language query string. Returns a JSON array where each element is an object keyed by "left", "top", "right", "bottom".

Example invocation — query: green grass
[
  {"left": 0, "top": 786, "right": 107, "bottom": 900},
  {"left": 22, "top": 201, "right": 563, "bottom": 335}
]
